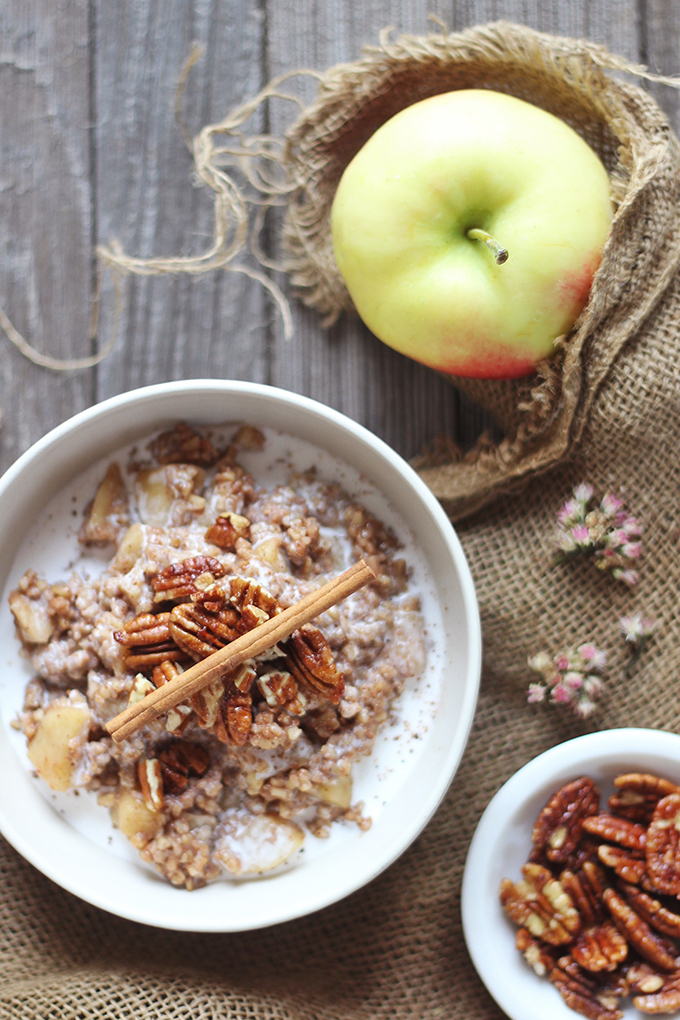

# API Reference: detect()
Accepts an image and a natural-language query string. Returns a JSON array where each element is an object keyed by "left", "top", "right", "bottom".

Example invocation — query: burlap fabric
[{"left": 5, "top": 21, "right": 680, "bottom": 1020}]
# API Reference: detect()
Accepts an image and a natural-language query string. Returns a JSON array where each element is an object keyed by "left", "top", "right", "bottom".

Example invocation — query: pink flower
[
  {"left": 572, "top": 524, "right": 591, "bottom": 545},
  {"left": 527, "top": 683, "right": 546, "bottom": 703},
  {"left": 563, "top": 671, "right": 584, "bottom": 691},
  {"left": 612, "top": 567, "right": 638, "bottom": 586},
  {"left": 574, "top": 483, "right": 594, "bottom": 503},
  {"left": 551, "top": 684, "right": 571, "bottom": 704},
  {"left": 555, "top": 654, "right": 570, "bottom": 672},
  {"left": 577, "top": 643, "right": 607, "bottom": 671},
  {"left": 601, "top": 492, "right": 624, "bottom": 516}
]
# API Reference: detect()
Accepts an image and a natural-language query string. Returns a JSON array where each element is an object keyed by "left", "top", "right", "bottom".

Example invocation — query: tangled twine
[{"left": 3, "top": 23, "right": 680, "bottom": 375}]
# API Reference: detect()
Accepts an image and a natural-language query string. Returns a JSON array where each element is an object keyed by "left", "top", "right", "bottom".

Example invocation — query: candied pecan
[
  {"left": 609, "top": 774, "right": 679, "bottom": 825},
  {"left": 516, "top": 927, "right": 557, "bottom": 976},
  {"left": 572, "top": 921, "right": 628, "bottom": 973},
  {"left": 138, "top": 759, "right": 164, "bottom": 812},
  {"left": 148, "top": 421, "right": 219, "bottom": 466},
  {"left": 205, "top": 512, "right": 251, "bottom": 549},
  {"left": 626, "top": 962, "right": 666, "bottom": 995},
  {"left": 113, "top": 612, "right": 184, "bottom": 670},
  {"left": 549, "top": 956, "right": 623, "bottom": 1020},
  {"left": 618, "top": 880, "right": 680, "bottom": 938},
  {"left": 633, "top": 970, "right": 680, "bottom": 1014},
  {"left": 151, "top": 555, "right": 225, "bottom": 603},
  {"left": 560, "top": 866, "right": 606, "bottom": 927},
  {"left": 169, "top": 602, "right": 240, "bottom": 659},
  {"left": 646, "top": 793, "right": 680, "bottom": 896},
  {"left": 597, "top": 845, "right": 648, "bottom": 885},
  {"left": 500, "top": 863, "right": 581, "bottom": 945},
  {"left": 156, "top": 741, "right": 210, "bottom": 795},
  {"left": 603, "top": 887, "right": 680, "bottom": 971},
  {"left": 582, "top": 814, "right": 647, "bottom": 853},
  {"left": 283, "top": 623, "right": 344, "bottom": 704},
  {"left": 531, "top": 777, "right": 600, "bottom": 866}
]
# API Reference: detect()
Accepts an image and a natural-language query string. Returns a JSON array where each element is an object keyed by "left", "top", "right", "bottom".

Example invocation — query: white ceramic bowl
[
  {"left": 462, "top": 727, "right": 680, "bottom": 1020},
  {"left": 0, "top": 380, "right": 480, "bottom": 931}
]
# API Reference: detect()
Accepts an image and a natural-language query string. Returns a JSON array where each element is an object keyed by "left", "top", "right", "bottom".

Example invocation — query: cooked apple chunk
[{"left": 27, "top": 699, "right": 92, "bottom": 791}]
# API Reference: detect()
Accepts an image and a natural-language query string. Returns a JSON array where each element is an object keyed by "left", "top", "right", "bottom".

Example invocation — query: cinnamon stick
[{"left": 106, "top": 558, "right": 375, "bottom": 743}]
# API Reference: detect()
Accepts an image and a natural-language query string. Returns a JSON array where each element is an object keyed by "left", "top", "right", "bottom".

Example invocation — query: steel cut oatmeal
[{"left": 9, "top": 422, "right": 427, "bottom": 888}]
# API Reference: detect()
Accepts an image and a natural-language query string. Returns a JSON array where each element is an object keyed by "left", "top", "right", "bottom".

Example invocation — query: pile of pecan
[
  {"left": 113, "top": 553, "right": 344, "bottom": 811},
  {"left": 500, "top": 773, "right": 680, "bottom": 1018}
]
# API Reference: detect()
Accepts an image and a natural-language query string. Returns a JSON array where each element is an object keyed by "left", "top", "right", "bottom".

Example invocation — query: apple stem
[{"left": 466, "top": 228, "right": 509, "bottom": 265}]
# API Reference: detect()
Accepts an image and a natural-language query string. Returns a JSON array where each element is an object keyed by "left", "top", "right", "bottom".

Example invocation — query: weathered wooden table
[{"left": 2, "top": 1, "right": 678, "bottom": 476}]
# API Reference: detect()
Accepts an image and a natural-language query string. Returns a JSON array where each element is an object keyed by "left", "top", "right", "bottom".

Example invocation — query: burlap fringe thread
[{"left": 7, "top": 20, "right": 680, "bottom": 521}]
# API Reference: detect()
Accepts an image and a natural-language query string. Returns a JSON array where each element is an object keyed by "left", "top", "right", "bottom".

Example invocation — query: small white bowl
[
  {"left": 462, "top": 727, "right": 680, "bottom": 1020},
  {"left": 0, "top": 380, "right": 481, "bottom": 931}
]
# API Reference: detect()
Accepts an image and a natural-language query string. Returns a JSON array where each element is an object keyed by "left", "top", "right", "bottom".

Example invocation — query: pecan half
[
  {"left": 549, "top": 956, "right": 623, "bottom": 1020},
  {"left": 633, "top": 971, "right": 680, "bottom": 1014},
  {"left": 113, "top": 612, "right": 184, "bottom": 669},
  {"left": 283, "top": 624, "right": 344, "bottom": 704},
  {"left": 572, "top": 921, "right": 628, "bottom": 973},
  {"left": 151, "top": 555, "right": 225, "bottom": 603},
  {"left": 214, "top": 688, "right": 253, "bottom": 746},
  {"left": 156, "top": 740, "right": 210, "bottom": 794},
  {"left": 169, "top": 602, "right": 240, "bottom": 659},
  {"left": 626, "top": 962, "right": 666, "bottom": 995},
  {"left": 148, "top": 421, "right": 219, "bottom": 466},
  {"left": 646, "top": 793, "right": 680, "bottom": 896},
  {"left": 603, "top": 887, "right": 680, "bottom": 971},
  {"left": 619, "top": 881, "right": 680, "bottom": 939},
  {"left": 515, "top": 927, "right": 557, "bottom": 977},
  {"left": 127, "top": 673, "right": 155, "bottom": 706},
  {"left": 228, "top": 577, "right": 279, "bottom": 630},
  {"left": 582, "top": 815, "right": 647, "bottom": 853},
  {"left": 560, "top": 865, "right": 607, "bottom": 927},
  {"left": 138, "top": 758, "right": 164, "bottom": 812},
  {"left": 257, "top": 670, "right": 298, "bottom": 708},
  {"left": 609, "top": 774, "right": 679, "bottom": 825},
  {"left": 598, "top": 845, "right": 648, "bottom": 885},
  {"left": 531, "top": 777, "right": 600, "bottom": 866},
  {"left": 500, "top": 863, "right": 581, "bottom": 945},
  {"left": 205, "top": 512, "right": 251, "bottom": 549}
]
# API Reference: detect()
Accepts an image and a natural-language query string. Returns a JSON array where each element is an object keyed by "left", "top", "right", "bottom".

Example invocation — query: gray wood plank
[
  {"left": 264, "top": 0, "right": 642, "bottom": 460},
  {"left": 0, "top": 0, "right": 95, "bottom": 473},
  {"left": 93, "top": 0, "right": 268, "bottom": 401},
  {"left": 638, "top": 0, "right": 680, "bottom": 135}
]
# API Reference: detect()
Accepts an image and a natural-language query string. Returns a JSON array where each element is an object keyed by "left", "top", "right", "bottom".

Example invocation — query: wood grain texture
[
  {"left": 0, "top": 0, "right": 94, "bottom": 473},
  {"left": 93, "top": 0, "right": 267, "bottom": 400},
  {"left": 0, "top": 0, "right": 677, "bottom": 478}
]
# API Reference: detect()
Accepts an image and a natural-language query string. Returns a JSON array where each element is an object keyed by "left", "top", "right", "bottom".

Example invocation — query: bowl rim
[
  {"left": 461, "top": 726, "right": 680, "bottom": 1020},
  {"left": 0, "top": 379, "right": 482, "bottom": 930}
]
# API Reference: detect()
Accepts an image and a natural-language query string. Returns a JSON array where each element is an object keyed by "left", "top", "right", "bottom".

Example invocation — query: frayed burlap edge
[
  {"left": 97, "top": 21, "right": 680, "bottom": 520},
  {"left": 277, "top": 20, "right": 680, "bottom": 519}
]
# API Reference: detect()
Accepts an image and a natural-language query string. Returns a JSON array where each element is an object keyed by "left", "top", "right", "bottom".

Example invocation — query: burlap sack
[{"left": 4, "top": 20, "right": 680, "bottom": 1020}]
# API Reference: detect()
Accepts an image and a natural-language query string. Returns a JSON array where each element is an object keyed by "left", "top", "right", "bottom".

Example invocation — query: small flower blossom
[
  {"left": 554, "top": 484, "right": 643, "bottom": 585},
  {"left": 527, "top": 642, "right": 607, "bottom": 718},
  {"left": 619, "top": 612, "right": 657, "bottom": 674}
]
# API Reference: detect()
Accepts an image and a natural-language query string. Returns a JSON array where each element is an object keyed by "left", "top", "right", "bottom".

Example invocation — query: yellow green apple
[{"left": 331, "top": 90, "right": 613, "bottom": 379}]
